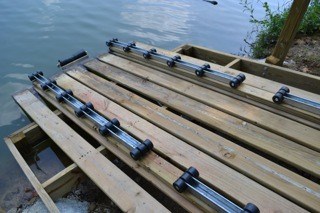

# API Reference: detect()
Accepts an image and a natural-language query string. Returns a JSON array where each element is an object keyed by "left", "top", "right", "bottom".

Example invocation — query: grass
[{"left": 242, "top": 0, "right": 320, "bottom": 58}]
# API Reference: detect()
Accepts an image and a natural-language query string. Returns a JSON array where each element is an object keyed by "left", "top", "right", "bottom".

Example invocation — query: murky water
[{"left": 0, "top": 0, "right": 284, "bottom": 210}]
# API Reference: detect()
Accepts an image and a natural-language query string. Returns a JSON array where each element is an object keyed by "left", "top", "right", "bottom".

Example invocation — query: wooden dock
[{"left": 5, "top": 43, "right": 320, "bottom": 212}]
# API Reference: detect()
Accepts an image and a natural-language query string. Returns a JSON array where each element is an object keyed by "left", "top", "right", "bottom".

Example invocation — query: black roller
[
  {"left": 111, "top": 118, "right": 120, "bottom": 127},
  {"left": 229, "top": 73, "right": 246, "bottom": 88},
  {"left": 143, "top": 51, "right": 151, "bottom": 59},
  {"left": 58, "top": 50, "right": 88, "bottom": 67},
  {"left": 28, "top": 74, "right": 35, "bottom": 81},
  {"left": 173, "top": 178, "right": 188, "bottom": 193},
  {"left": 74, "top": 108, "right": 84, "bottom": 117},
  {"left": 129, "top": 139, "right": 154, "bottom": 160},
  {"left": 99, "top": 125, "right": 109, "bottom": 135},
  {"left": 40, "top": 83, "right": 48, "bottom": 90},
  {"left": 186, "top": 167, "right": 199, "bottom": 178},
  {"left": 80, "top": 104, "right": 88, "bottom": 111},
  {"left": 106, "top": 38, "right": 118, "bottom": 47},
  {"left": 85, "top": 102, "right": 94, "bottom": 110},
  {"left": 65, "top": 89, "right": 73, "bottom": 96},
  {"left": 166, "top": 59, "right": 175, "bottom": 67},
  {"left": 55, "top": 94, "right": 64, "bottom": 102},
  {"left": 195, "top": 68, "right": 205, "bottom": 77},
  {"left": 243, "top": 203, "right": 260, "bottom": 213},
  {"left": 273, "top": 86, "right": 290, "bottom": 104}
]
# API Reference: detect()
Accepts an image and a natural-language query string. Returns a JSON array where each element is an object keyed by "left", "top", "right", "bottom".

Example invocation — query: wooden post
[{"left": 266, "top": 0, "right": 311, "bottom": 66}]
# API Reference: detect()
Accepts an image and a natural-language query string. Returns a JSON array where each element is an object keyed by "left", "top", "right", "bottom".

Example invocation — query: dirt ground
[{"left": 284, "top": 33, "right": 320, "bottom": 76}]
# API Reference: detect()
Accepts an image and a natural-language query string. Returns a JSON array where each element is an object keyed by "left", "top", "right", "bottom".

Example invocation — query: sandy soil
[{"left": 284, "top": 33, "right": 320, "bottom": 76}]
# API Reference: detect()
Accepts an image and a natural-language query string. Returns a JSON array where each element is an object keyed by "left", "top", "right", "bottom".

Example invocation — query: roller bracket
[
  {"left": 173, "top": 167, "right": 259, "bottom": 213},
  {"left": 29, "top": 72, "right": 155, "bottom": 160}
]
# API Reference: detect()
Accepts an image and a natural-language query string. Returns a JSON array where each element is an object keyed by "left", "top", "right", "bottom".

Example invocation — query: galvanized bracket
[
  {"left": 273, "top": 86, "right": 320, "bottom": 115},
  {"left": 106, "top": 39, "right": 246, "bottom": 88},
  {"left": 173, "top": 167, "right": 260, "bottom": 213},
  {"left": 28, "top": 72, "right": 153, "bottom": 160}
]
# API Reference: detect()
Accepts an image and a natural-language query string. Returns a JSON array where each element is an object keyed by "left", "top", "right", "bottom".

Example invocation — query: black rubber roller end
[
  {"left": 40, "top": 83, "right": 48, "bottom": 90},
  {"left": 143, "top": 51, "right": 151, "bottom": 59},
  {"left": 195, "top": 68, "right": 205, "bottom": 77},
  {"left": 130, "top": 139, "right": 154, "bottom": 160},
  {"left": 55, "top": 94, "right": 64, "bottom": 102},
  {"left": 272, "top": 86, "right": 290, "bottom": 104},
  {"left": 186, "top": 167, "right": 199, "bottom": 178},
  {"left": 243, "top": 203, "right": 260, "bottom": 213},
  {"left": 173, "top": 178, "right": 187, "bottom": 193},
  {"left": 229, "top": 73, "right": 246, "bottom": 88},
  {"left": 111, "top": 118, "right": 120, "bottom": 127},
  {"left": 106, "top": 38, "right": 118, "bottom": 47},
  {"left": 28, "top": 74, "right": 35, "bottom": 81},
  {"left": 85, "top": 102, "right": 94, "bottom": 110},
  {"left": 74, "top": 108, "right": 84, "bottom": 117},
  {"left": 166, "top": 59, "right": 175, "bottom": 68}
]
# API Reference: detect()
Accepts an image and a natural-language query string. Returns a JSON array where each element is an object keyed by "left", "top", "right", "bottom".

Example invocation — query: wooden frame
[{"left": 172, "top": 43, "right": 320, "bottom": 94}]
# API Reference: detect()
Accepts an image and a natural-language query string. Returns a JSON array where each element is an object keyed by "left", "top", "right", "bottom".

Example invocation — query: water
[{"left": 0, "top": 0, "right": 284, "bottom": 210}]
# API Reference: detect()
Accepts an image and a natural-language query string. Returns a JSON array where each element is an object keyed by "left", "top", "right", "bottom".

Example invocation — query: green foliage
[{"left": 243, "top": 0, "right": 320, "bottom": 58}]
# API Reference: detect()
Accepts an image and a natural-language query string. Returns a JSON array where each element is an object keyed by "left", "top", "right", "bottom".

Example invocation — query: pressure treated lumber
[
  {"left": 174, "top": 44, "right": 320, "bottom": 94},
  {"left": 111, "top": 43, "right": 320, "bottom": 122},
  {"left": 13, "top": 90, "right": 168, "bottom": 213},
  {"left": 33, "top": 87, "right": 208, "bottom": 213},
  {"left": 67, "top": 68, "right": 320, "bottom": 212},
  {"left": 100, "top": 54, "right": 320, "bottom": 149},
  {"left": 41, "top": 73, "right": 307, "bottom": 212},
  {"left": 84, "top": 59, "right": 320, "bottom": 177},
  {"left": 266, "top": 0, "right": 311, "bottom": 66},
  {"left": 136, "top": 42, "right": 320, "bottom": 101},
  {"left": 4, "top": 137, "right": 60, "bottom": 213}
]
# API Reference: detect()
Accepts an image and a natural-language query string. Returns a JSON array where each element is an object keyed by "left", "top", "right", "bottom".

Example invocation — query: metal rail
[
  {"left": 174, "top": 167, "right": 259, "bottom": 213},
  {"left": 273, "top": 86, "right": 320, "bottom": 115},
  {"left": 28, "top": 72, "right": 153, "bottom": 160},
  {"left": 106, "top": 39, "right": 246, "bottom": 88}
]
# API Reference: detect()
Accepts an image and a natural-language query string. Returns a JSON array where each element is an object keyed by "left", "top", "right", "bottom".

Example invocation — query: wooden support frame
[
  {"left": 173, "top": 43, "right": 320, "bottom": 94},
  {"left": 266, "top": 0, "right": 311, "bottom": 66}
]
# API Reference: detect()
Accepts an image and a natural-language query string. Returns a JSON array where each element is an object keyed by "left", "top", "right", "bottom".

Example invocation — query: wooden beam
[
  {"left": 38, "top": 73, "right": 307, "bottom": 212},
  {"left": 4, "top": 137, "right": 60, "bottom": 213},
  {"left": 266, "top": 0, "right": 311, "bottom": 65},
  {"left": 174, "top": 43, "right": 320, "bottom": 94},
  {"left": 33, "top": 87, "right": 206, "bottom": 212},
  {"left": 129, "top": 43, "right": 320, "bottom": 122},
  {"left": 85, "top": 59, "right": 320, "bottom": 177},
  {"left": 66, "top": 68, "right": 320, "bottom": 212},
  {"left": 13, "top": 90, "right": 168, "bottom": 213},
  {"left": 99, "top": 55, "right": 320, "bottom": 146}
]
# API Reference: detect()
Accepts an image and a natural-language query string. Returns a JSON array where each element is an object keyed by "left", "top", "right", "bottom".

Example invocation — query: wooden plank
[
  {"left": 110, "top": 52, "right": 320, "bottom": 130},
  {"left": 84, "top": 59, "right": 320, "bottom": 177},
  {"left": 67, "top": 68, "right": 320, "bottom": 212},
  {"left": 174, "top": 44, "right": 320, "bottom": 94},
  {"left": 225, "top": 59, "right": 241, "bottom": 69},
  {"left": 42, "top": 146, "right": 113, "bottom": 200},
  {"left": 266, "top": 0, "right": 311, "bottom": 65},
  {"left": 99, "top": 55, "right": 320, "bottom": 149},
  {"left": 120, "top": 42, "right": 320, "bottom": 122},
  {"left": 33, "top": 87, "right": 215, "bottom": 213},
  {"left": 43, "top": 163, "right": 83, "bottom": 200},
  {"left": 42, "top": 73, "right": 307, "bottom": 212},
  {"left": 4, "top": 137, "right": 60, "bottom": 213},
  {"left": 13, "top": 90, "right": 168, "bottom": 213}
]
